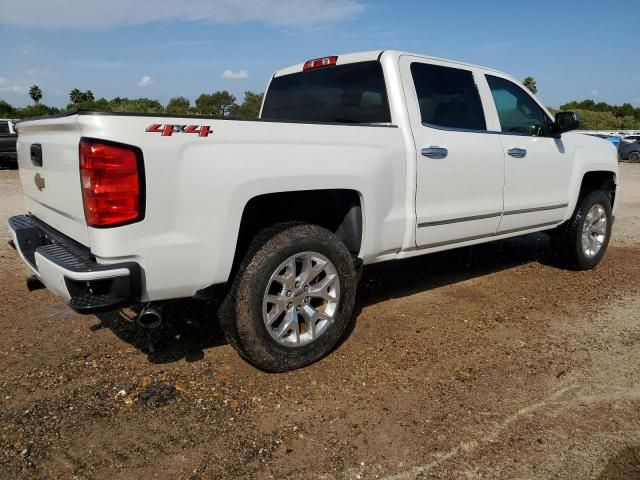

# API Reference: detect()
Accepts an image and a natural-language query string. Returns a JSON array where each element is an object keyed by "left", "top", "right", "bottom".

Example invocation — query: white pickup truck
[{"left": 9, "top": 50, "right": 618, "bottom": 371}]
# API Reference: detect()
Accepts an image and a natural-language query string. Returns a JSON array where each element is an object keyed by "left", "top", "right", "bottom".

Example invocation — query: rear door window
[
  {"left": 261, "top": 61, "right": 391, "bottom": 124},
  {"left": 410, "top": 62, "right": 486, "bottom": 131}
]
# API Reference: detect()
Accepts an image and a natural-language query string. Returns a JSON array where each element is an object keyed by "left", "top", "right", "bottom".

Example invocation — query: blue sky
[{"left": 1, "top": 0, "right": 639, "bottom": 109}]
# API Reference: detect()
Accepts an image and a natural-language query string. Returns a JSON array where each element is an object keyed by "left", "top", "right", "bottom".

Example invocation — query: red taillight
[
  {"left": 303, "top": 56, "right": 338, "bottom": 71},
  {"left": 79, "top": 139, "right": 144, "bottom": 227}
]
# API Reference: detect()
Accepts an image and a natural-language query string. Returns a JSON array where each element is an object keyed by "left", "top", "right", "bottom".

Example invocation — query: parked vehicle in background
[
  {"left": 586, "top": 133, "right": 621, "bottom": 149},
  {"left": 621, "top": 134, "right": 640, "bottom": 144},
  {"left": 0, "top": 119, "right": 18, "bottom": 168},
  {"left": 619, "top": 139, "right": 640, "bottom": 162},
  {"left": 8, "top": 50, "right": 619, "bottom": 371}
]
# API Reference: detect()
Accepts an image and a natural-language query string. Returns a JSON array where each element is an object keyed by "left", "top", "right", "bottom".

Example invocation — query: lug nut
[
  {"left": 304, "top": 285, "right": 309, "bottom": 291},
  {"left": 286, "top": 290, "right": 292, "bottom": 297},
  {"left": 287, "top": 302, "right": 293, "bottom": 309},
  {"left": 304, "top": 297, "right": 310, "bottom": 304},
  {"left": 295, "top": 281, "right": 301, "bottom": 288}
]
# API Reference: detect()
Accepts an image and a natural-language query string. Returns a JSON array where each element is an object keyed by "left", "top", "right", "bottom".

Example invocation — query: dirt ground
[{"left": 1, "top": 164, "right": 639, "bottom": 480}]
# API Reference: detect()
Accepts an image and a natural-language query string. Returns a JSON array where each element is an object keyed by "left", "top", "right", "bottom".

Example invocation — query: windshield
[{"left": 261, "top": 61, "right": 391, "bottom": 124}]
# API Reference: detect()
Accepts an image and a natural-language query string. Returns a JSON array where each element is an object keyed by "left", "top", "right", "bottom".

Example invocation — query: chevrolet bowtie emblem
[{"left": 34, "top": 173, "right": 46, "bottom": 191}]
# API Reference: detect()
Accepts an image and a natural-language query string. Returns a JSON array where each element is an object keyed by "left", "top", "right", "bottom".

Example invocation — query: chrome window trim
[{"left": 420, "top": 121, "right": 557, "bottom": 138}]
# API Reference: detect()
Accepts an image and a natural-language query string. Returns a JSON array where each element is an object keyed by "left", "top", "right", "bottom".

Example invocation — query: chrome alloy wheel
[
  {"left": 262, "top": 252, "right": 340, "bottom": 347},
  {"left": 629, "top": 151, "right": 640, "bottom": 163},
  {"left": 581, "top": 204, "right": 607, "bottom": 258}
]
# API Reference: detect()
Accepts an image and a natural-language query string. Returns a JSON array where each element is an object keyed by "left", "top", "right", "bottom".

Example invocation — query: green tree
[
  {"left": 231, "top": 91, "right": 264, "bottom": 119},
  {"left": 0, "top": 100, "right": 15, "bottom": 117},
  {"left": 166, "top": 96, "right": 191, "bottom": 115},
  {"left": 69, "top": 88, "right": 82, "bottom": 104},
  {"left": 195, "top": 90, "right": 237, "bottom": 117},
  {"left": 522, "top": 76, "right": 537, "bottom": 94},
  {"left": 93, "top": 98, "right": 111, "bottom": 111},
  {"left": 15, "top": 104, "right": 60, "bottom": 118},
  {"left": 67, "top": 88, "right": 96, "bottom": 110},
  {"left": 556, "top": 99, "right": 640, "bottom": 130},
  {"left": 109, "top": 97, "right": 163, "bottom": 113},
  {"left": 614, "top": 103, "right": 635, "bottom": 118},
  {"left": 29, "top": 85, "right": 43, "bottom": 104}
]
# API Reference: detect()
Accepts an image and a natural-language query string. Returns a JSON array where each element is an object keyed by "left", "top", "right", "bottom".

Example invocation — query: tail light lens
[{"left": 79, "top": 139, "right": 144, "bottom": 227}]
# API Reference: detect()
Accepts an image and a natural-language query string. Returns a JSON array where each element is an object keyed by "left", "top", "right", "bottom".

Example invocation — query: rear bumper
[
  {"left": 8, "top": 215, "right": 141, "bottom": 313},
  {"left": 0, "top": 151, "right": 17, "bottom": 161}
]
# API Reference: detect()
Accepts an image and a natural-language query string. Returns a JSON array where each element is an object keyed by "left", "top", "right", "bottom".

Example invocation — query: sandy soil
[{"left": 0, "top": 164, "right": 639, "bottom": 480}]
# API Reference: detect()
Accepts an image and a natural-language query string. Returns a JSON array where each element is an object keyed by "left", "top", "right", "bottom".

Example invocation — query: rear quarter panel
[{"left": 77, "top": 114, "right": 406, "bottom": 301}]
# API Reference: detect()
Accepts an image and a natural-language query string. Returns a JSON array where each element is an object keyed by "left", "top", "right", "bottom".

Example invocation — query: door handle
[
  {"left": 421, "top": 146, "right": 448, "bottom": 159},
  {"left": 507, "top": 147, "right": 527, "bottom": 158}
]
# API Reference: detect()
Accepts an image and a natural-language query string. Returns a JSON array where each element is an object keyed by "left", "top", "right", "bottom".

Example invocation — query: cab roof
[{"left": 272, "top": 50, "right": 509, "bottom": 78}]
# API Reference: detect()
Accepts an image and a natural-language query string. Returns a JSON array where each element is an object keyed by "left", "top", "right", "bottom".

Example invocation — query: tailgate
[{"left": 16, "top": 114, "right": 89, "bottom": 245}]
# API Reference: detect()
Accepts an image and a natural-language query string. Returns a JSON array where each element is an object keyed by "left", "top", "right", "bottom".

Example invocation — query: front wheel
[
  {"left": 629, "top": 151, "right": 640, "bottom": 163},
  {"left": 552, "top": 190, "right": 613, "bottom": 270},
  {"left": 219, "top": 223, "right": 357, "bottom": 372}
]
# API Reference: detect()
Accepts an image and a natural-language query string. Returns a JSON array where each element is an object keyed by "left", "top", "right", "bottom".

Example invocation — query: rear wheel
[
  {"left": 629, "top": 151, "right": 640, "bottom": 163},
  {"left": 552, "top": 190, "right": 612, "bottom": 270},
  {"left": 220, "top": 223, "right": 357, "bottom": 372}
]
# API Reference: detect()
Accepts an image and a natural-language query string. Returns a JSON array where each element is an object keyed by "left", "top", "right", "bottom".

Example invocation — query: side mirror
[{"left": 553, "top": 111, "right": 580, "bottom": 134}]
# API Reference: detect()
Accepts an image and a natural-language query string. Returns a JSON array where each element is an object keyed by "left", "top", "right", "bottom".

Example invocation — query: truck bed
[{"left": 15, "top": 110, "right": 406, "bottom": 301}]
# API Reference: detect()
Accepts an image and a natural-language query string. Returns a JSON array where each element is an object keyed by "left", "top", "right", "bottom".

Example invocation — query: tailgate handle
[{"left": 30, "top": 144, "right": 43, "bottom": 167}]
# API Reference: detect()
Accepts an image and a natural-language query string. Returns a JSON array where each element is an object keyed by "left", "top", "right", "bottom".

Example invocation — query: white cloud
[
  {"left": 0, "top": 77, "right": 29, "bottom": 94},
  {"left": 0, "top": 0, "right": 364, "bottom": 29},
  {"left": 138, "top": 75, "right": 154, "bottom": 87},
  {"left": 67, "top": 60, "right": 125, "bottom": 69},
  {"left": 222, "top": 69, "right": 249, "bottom": 80},
  {"left": 18, "top": 44, "right": 36, "bottom": 55},
  {"left": 477, "top": 41, "right": 515, "bottom": 54},
  {"left": 26, "top": 69, "right": 51, "bottom": 76}
]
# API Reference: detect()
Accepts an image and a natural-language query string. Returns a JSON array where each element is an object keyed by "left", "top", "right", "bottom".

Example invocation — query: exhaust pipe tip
[
  {"left": 137, "top": 304, "right": 163, "bottom": 329},
  {"left": 26, "top": 275, "right": 45, "bottom": 292}
]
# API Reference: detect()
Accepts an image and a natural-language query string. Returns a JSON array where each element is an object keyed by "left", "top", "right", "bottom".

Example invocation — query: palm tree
[
  {"left": 83, "top": 90, "right": 95, "bottom": 103},
  {"left": 29, "top": 85, "right": 43, "bottom": 104},
  {"left": 523, "top": 76, "right": 537, "bottom": 94},
  {"left": 69, "top": 88, "right": 82, "bottom": 104}
]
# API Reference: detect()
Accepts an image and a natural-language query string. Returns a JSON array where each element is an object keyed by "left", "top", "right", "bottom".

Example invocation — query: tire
[
  {"left": 629, "top": 151, "right": 640, "bottom": 163},
  {"left": 553, "top": 190, "right": 613, "bottom": 270},
  {"left": 219, "top": 223, "right": 357, "bottom": 372}
]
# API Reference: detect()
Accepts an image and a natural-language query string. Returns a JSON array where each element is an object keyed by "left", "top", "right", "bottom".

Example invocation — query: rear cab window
[
  {"left": 410, "top": 62, "right": 486, "bottom": 131},
  {"left": 261, "top": 61, "right": 391, "bottom": 124}
]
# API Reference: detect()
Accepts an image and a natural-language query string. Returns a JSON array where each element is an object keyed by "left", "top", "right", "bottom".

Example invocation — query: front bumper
[{"left": 8, "top": 215, "right": 141, "bottom": 313}]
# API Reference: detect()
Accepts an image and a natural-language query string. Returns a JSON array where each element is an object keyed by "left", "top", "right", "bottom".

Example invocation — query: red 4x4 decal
[{"left": 146, "top": 124, "right": 212, "bottom": 137}]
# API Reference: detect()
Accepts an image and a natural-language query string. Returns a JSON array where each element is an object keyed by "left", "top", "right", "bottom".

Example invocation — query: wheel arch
[
  {"left": 578, "top": 170, "right": 617, "bottom": 209},
  {"left": 230, "top": 189, "right": 365, "bottom": 280}
]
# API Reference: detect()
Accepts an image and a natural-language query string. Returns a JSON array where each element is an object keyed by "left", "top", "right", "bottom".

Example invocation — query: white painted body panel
[
  {"left": 16, "top": 115, "right": 88, "bottom": 244},
  {"left": 14, "top": 50, "right": 619, "bottom": 302},
  {"left": 398, "top": 55, "right": 505, "bottom": 248}
]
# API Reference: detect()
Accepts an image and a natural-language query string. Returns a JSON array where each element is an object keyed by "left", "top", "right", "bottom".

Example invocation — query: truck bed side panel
[{"left": 76, "top": 114, "right": 406, "bottom": 301}]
